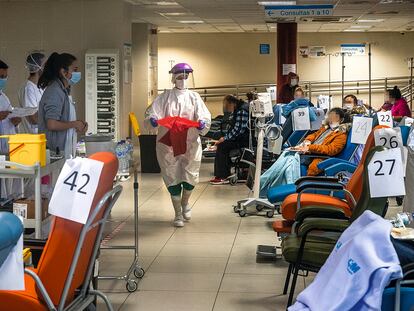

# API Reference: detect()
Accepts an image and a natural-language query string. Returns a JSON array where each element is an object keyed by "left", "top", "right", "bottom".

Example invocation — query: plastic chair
[
  {"left": 281, "top": 146, "right": 389, "bottom": 307},
  {"left": 0, "top": 152, "right": 121, "bottom": 311}
]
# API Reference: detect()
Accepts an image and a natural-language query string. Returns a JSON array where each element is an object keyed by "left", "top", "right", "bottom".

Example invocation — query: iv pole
[
  {"left": 410, "top": 57, "right": 413, "bottom": 111},
  {"left": 341, "top": 52, "right": 345, "bottom": 102},
  {"left": 368, "top": 43, "right": 373, "bottom": 116}
]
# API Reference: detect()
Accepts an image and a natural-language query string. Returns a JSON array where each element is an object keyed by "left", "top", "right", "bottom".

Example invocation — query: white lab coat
[
  {"left": 18, "top": 80, "right": 43, "bottom": 134},
  {"left": 65, "top": 96, "right": 77, "bottom": 159},
  {"left": 0, "top": 92, "right": 20, "bottom": 198},
  {"left": 146, "top": 88, "right": 211, "bottom": 188},
  {"left": 0, "top": 92, "right": 17, "bottom": 153}
]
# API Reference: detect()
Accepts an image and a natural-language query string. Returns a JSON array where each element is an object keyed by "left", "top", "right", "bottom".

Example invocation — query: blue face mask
[
  {"left": 69, "top": 72, "right": 81, "bottom": 85},
  {"left": 0, "top": 78, "right": 7, "bottom": 91}
]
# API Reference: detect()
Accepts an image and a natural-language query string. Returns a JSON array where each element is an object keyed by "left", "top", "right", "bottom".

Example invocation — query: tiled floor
[
  {"left": 96, "top": 161, "right": 398, "bottom": 311},
  {"left": 96, "top": 161, "right": 299, "bottom": 311}
]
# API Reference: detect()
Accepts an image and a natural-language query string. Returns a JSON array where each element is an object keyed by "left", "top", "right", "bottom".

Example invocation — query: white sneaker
[
  {"left": 174, "top": 215, "right": 184, "bottom": 227},
  {"left": 182, "top": 205, "right": 192, "bottom": 221}
]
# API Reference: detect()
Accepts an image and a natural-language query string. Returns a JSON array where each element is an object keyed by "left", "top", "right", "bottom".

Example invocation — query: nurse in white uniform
[
  {"left": 0, "top": 60, "right": 23, "bottom": 198},
  {"left": 145, "top": 63, "right": 211, "bottom": 227},
  {"left": 18, "top": 52, "right": 45, "bottom": 134},
  {"left": 0, "top": 60, "right": 22, "bottom": 154}
]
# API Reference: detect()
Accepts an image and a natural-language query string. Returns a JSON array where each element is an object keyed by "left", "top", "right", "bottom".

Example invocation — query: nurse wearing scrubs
[
  {"left": 0, "top": 60, "right": 22, "bottom": 154},
  {"left": 38, "top": 53, "right": 87, "bottom": 158}
]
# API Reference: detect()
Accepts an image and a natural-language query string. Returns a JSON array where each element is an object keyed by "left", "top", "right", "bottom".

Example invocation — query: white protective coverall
[{"left": 146, "top": 88, "right": 211, "bottom": 188}]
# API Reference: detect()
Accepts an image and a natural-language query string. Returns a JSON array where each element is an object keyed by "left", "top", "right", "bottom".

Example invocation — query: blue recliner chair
[
  {"left": 267, "top": 128, "right": 359, "bottom": 206},
  {"left": 0, "top": 212, "right": 24, "bottom": 268}
]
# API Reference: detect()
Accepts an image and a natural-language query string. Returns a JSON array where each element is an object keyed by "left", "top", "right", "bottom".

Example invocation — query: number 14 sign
[{"left": 49, "top": 157, "right": 104, "bottom": 224}]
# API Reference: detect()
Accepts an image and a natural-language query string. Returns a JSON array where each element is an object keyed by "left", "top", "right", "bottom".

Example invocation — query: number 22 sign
[
  {"left": 49, "top": 157, "right": 104, "bottom": 224},
  {"left": 377, "top": 111, "right": 393, "bottom": 128},
  {"left": 368, "top": 148, "right": 406, "bottom": 198}
]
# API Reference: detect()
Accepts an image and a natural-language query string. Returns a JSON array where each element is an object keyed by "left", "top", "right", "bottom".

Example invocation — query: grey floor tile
[
  {"left": 213, "top": 292, "right": 289, "bottom": 311},
  {"left": 219, "top": 273, "right": 304, "bottom": 294},
  {"left": 148, "top": 256, "right": 228, "bottom": 274},
  {"left": 121, "top": 291, "right": 216, "bottom": 311},
  {"left": 139, "top": 272, "right": 223, "bottom": 291}
]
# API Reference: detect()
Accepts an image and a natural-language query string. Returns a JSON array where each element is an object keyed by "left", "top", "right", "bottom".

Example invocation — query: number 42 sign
[
  {"left": 49, "top": 157, "right": 104, "bottom": 224},
  {"left": 368, "top": 148, "right": 406, "bottom": 198}
]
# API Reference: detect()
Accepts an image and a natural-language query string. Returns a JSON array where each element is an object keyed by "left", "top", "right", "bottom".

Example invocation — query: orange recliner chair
[
  {"left": 0, "top": 152, "right": 121, "bottom": 311},
  {"left": 273, "top": 125, "right": 388, "bottom": 234}
]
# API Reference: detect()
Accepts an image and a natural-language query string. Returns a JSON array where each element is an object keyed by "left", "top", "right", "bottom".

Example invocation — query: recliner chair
[{"left": 0, "top": 152, "right": 121, "bottom": 311}]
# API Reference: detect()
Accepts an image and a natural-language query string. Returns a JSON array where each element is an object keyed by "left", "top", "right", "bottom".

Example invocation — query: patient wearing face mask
[
  {"left": 260, "top": 107, "right": 351, "bottom": 197},
  {"left": 278, "top": 72, "right": 300, "bottom": 104}
]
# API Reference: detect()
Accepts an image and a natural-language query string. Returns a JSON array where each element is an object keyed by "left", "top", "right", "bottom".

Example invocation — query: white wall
[
  {"left": 158, "top": 32, "right": 414, "bottom": 114},
  {"left": 132, "top": 23, "right": 158, "bottom": 132},
  {"left": 0, "top": 0, "right": 133, "bottom": 137}
]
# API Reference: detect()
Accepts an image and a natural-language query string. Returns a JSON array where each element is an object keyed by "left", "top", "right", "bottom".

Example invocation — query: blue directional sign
[{"left": 265, "top": 5, "right": 334, "bottom": 18}]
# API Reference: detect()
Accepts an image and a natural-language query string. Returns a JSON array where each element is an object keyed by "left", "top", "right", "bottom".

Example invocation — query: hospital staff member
[
  {"left": 0, "top": 60, "right": 22, "bottom": 154},
  {"left": 145, "top": 63, "right": 211, "bottom": 228},
  {"left": 18, "top": 52, "right": 45, "bottom": 134},
  {"left": 38, "top": 52, "right": 87, "bottom": 158}
]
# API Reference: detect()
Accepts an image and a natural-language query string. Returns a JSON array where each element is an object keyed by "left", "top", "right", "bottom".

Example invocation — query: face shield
[
  {"left": 171, "top": 72, "right": 194, "bottom": 90},
  {"left": 169, "top": 63, "right": 195, "bottom": 90}
]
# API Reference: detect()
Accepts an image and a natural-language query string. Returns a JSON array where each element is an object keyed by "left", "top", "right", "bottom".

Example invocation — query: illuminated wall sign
[
  {"left": 265, "top": 5, "right": 334, "bottom": 18},
  {"left": 340, "top": 44, "right": 366, "bottom": 56}
]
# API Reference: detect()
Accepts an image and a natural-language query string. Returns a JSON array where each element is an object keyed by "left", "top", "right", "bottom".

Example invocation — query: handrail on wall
[{"left": 158, "top": 75, "right": 414, "bottom": 107}]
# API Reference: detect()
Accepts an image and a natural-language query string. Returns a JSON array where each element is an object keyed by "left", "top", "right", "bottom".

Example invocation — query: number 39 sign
[
  {"left": 368, "top": 148, "right": 406, "bottom": 198},
  {"left": 49, "top": 158, "right": 104, "bottom": 224}
]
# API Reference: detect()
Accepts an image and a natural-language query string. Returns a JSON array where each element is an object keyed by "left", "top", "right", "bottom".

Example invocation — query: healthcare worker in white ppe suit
[{"left": 146, "top": 63, "right": 211, "bottom": 227}]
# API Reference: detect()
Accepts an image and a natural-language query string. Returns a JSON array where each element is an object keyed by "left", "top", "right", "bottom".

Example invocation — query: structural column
[{"left": 277, "top": 23, "right": 298, "bottom": 103}]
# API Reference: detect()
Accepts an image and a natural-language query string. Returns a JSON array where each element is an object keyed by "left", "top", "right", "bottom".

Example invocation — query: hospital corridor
[
  {"left": 96, "top": 162, "right": 310, "bottom": 311},
  {"left": 1, "top": 0, "right": 414, "bottom": 310}
]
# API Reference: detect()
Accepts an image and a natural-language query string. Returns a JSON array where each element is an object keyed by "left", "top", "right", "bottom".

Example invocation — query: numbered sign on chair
[
  {"left": 267, "top": 86, "right": 277, "bottom": 102},
  {"left": 374, "top": 127, "right": 403, "bottom": 149},
  {"left": 351, "top": 117, "right": 373, "bottom": 145},
  {"left": 311, "top": 108, "right": 325, "bottom": 131},
  {"left": 49, "top": 157, "right": 104, "bottom": 224},
  {"left": 368, "top": 148, "right": 406, "bottom": 198},
  {"left": 377, "top": 111, "right": 393, "bottom": 128},
  {"left": 293, "top": 107, "right": 311, "bottom": 131},
  {"left": 405, "top": 117, "right": 414, "bottom": 127},
  {"left": 279, "top": 113, "right": 286, "bottom": 125}
]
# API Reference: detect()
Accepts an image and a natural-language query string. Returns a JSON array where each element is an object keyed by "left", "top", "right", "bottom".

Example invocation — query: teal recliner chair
[{"left": 0, "top": 212, "right": 24, "bottom": 268}]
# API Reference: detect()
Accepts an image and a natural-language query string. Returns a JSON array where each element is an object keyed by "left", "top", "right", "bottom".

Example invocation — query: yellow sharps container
[{"left": 6, "top": 134, "right": 47, "bottom": 166}]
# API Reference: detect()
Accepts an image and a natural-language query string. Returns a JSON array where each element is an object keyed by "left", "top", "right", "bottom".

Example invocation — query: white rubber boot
[
  {"left": 181, "top": 189, "right": 193, "bottom": 221},
  {"left": 171, "top": 195, "right": 184, "bottom": 227}
]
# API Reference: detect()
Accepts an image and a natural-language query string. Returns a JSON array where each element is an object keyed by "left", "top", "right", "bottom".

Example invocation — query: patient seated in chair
[{"left": 260, "top": 107, "right": 351, "bottom": 197}]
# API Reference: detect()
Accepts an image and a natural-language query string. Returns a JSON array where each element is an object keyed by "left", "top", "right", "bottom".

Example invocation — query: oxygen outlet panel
[{"left": 85, "top": 49, "right": 120, "bottom": 140}]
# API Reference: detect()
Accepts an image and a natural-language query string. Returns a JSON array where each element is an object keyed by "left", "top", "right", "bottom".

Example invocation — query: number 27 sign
[
  {"left": 49, "top": 157, "right": 104, "bottom": 224},
  {"left": 368, "top": 148, "right": 405, "bottom": 198}
]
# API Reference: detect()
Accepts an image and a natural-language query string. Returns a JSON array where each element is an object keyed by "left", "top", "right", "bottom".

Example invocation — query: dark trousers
[{"left": 214, "top": 140, "right": 248, "bottom": 179}]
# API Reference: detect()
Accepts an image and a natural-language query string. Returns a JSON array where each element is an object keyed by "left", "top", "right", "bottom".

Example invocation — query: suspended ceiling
[{"left": 126, "top": 0, "right": 414, "bottom": 33}]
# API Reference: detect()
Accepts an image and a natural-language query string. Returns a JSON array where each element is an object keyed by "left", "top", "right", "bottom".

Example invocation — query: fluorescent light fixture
[
  {"left": 358, "top": 19, "right": 385, "bottom": 22},
  {"left": 179, "top": 20, "right": 205, "bottom": 24},
  {"left": 350, "top": 25, "right": 372, "bottom": 28},
  {"left": 258, "top": 1, "right": 296, "bottom": 5},
  {"left": 344, "top": 29, "right": 364, "bottom": 32},
  {"left": 162, "top": 12, "right": 188, "bottom": 16},
  {"left": 156, "top": 1, "right": 179, "bottom": 5}
]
